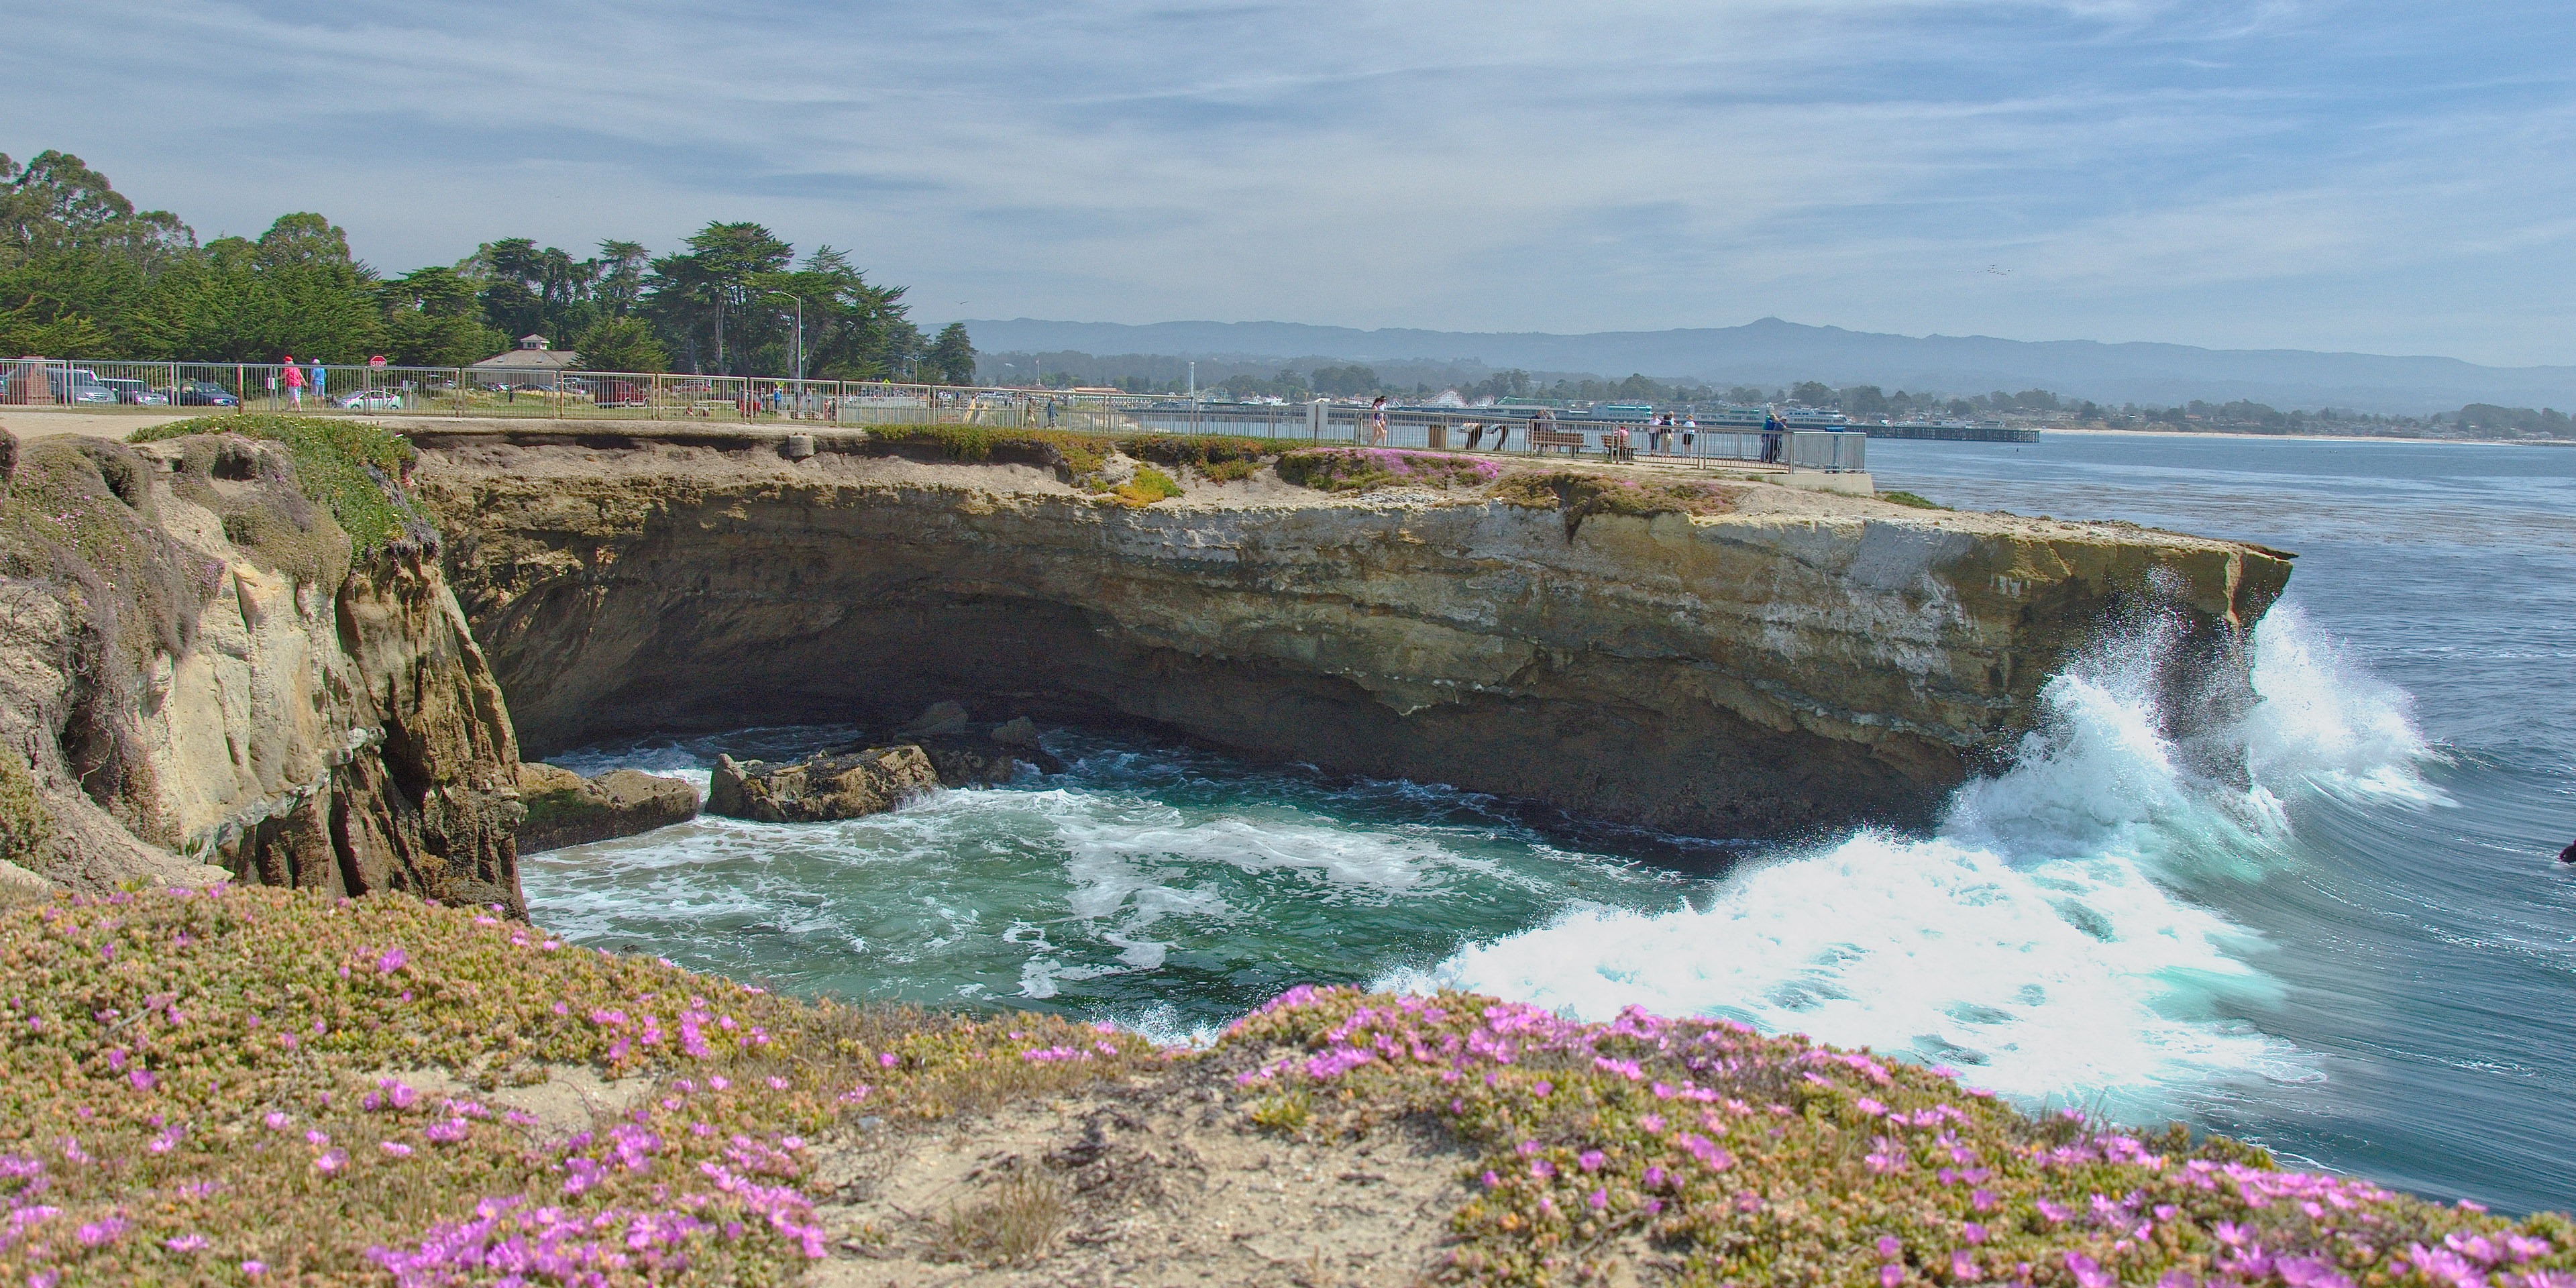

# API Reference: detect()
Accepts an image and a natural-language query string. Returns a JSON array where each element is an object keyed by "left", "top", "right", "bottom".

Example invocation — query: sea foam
[{"left": 1382, "top": 605, "right": 2436, "bottom": 1119}]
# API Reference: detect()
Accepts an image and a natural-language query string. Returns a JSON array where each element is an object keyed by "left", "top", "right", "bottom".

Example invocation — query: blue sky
[{"left": 13, "top": 1, "right": 2575, "bottom": 364}]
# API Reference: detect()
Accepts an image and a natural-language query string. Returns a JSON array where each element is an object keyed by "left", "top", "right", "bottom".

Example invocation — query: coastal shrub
[
  {"left": 1230, "top": 985, "right": 2576, "bottom": 1287},
  {"left": 129, "top": 415, "right": 430, "bottom": 557},
  {"left": 1487, "top": 470, "right": 1744, "bottom": 539},
  {"left": 1277, "top": 447, "right": 1503, "bottom": 492},
  {"left": 1117, "top": 434, "right": 1271, "bottom": 482},
  {"left": 1110, "top": 465, "right": 1184, "bottom": 507},
  {"left": 0, "top": 885, "right": 1152, "bottom": 1287},
  {"left": 1882, "top": 490, "right": 1950, "bottom": 510},
  {"left": 0, "top": 748, "right": 50, "bottom": 868}
]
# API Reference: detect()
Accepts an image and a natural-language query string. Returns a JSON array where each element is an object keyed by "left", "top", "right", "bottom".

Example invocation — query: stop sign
[{"left": 368, "top": 355, "right": 386, "bottom": 368}]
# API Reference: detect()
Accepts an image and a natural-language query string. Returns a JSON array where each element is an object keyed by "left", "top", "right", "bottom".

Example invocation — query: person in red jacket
[{"left": 280, "top": 356, "right": 306, "bottom": 409}]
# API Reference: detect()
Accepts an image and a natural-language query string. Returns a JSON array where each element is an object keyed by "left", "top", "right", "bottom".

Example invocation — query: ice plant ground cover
[
  {"left": 0, "top": 886, "right": 1153, "bottom": 1285},
  {"left": 1277, "top": 446, "right": 1506, "bottom": 492},
  {"left": 1228, "top": 987, "right": 2576, "bottom": 1286},
  {"left": 0, "top": 888, "right": 2567, "bottom": 1287}
]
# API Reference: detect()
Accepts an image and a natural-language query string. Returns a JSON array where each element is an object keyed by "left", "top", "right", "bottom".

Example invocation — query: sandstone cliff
[
  {"left": 411, "top": 430, "right": 2290, "bottom": 839},
  {"left": 0, "top": 423, "right": 525, "bottom": 910}
]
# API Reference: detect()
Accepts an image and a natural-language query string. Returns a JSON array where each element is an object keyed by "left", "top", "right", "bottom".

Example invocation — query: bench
[{"left": 1529, "top": 427, "right": 1587, "bottom": 456}]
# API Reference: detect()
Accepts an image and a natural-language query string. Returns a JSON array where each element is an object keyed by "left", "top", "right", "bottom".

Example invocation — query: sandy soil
[
  {"left": 0, "top": 408, "right": 206, "bottom": 439},
  {"left": 801, "top": 1051, "right": 1481, "bottom": 1288}
]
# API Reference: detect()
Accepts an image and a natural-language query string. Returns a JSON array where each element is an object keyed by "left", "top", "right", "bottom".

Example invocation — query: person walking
[
  {"left": 1369, "top": 395, "right": 1389, "bottom": 446},
  {"left": 280, "top": 356, "right": 305, "bottom": 409},
  {"left": 310, "top": 361, "right": 327, "bottom": 407}
]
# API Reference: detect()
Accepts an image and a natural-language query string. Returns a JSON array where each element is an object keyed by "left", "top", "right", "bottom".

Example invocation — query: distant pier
[{"left": 1864, "top": 421, "right": 2040, "bottom": 443}]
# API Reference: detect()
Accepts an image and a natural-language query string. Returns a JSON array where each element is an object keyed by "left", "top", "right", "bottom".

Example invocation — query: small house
[{"left": 470, "top": 335, "right": 582, "bottom": 388}]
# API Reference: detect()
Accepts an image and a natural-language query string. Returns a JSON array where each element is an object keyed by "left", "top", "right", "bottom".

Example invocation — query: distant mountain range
[{"left": 958, "top": 317, "right": 2576, "bottom": 414}]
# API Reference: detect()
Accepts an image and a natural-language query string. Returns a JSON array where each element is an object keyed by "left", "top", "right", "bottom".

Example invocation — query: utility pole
[
  {"left": 1189, "top": 360, "right": 1195, "bottom": 398},
  {"left": 765, "top": 291, "right": 805, "bottom": 384}
]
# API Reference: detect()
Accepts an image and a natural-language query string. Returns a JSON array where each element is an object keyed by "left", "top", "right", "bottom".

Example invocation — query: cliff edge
[{"left": 410, "top": 428, "right": 2290, "bottom": 838}]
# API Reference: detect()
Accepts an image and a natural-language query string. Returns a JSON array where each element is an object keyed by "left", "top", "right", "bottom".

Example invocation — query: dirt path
[
  {"left": 0, "top": 409, "right": 204, "bottom": 439},
  {"left": 803, "top": 1052, "right": 1474, "bottom": 1287}
]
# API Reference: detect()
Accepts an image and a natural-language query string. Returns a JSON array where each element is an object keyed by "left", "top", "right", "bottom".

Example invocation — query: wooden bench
[{"left": 1529, "top": 427, "right": 1587, "bottom": 456}]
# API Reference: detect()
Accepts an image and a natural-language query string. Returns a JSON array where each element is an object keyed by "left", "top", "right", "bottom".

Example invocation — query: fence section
[{"left": 0, "top": 358, "right": 1866, "bottom": 474}]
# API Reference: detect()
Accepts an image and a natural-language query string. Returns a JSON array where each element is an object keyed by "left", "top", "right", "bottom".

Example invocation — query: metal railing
[{"left": 0, "top": 357, "right": 1866, "bottom": 472}]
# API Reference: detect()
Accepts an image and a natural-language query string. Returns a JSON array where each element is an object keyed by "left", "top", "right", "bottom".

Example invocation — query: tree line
[{"left": 0, "top": 150, "right": 978, "bottom": 382}]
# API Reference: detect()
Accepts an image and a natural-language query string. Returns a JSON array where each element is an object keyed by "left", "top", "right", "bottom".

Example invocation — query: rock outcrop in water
[
  {"left": 513, "top": 763, "right": 700, "bottom": 851},
  {"left": 708, "top": 746, "right": 941, "bottom": 822},
  {"left": 0, "top": 423, "right": 525, "bottom": 909},
  {"left": 410, "top": 427, "right": 2291, "bottom": 839}
]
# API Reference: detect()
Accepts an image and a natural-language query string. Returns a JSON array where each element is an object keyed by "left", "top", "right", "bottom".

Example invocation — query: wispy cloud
[{"left": 9, "top": 0, "right": 2573, "bottom": 362}]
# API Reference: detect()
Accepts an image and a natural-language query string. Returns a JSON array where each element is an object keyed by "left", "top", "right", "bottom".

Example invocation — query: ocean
[{"left": 524, "top": 431, "right": 2576, "bottom": 1213}]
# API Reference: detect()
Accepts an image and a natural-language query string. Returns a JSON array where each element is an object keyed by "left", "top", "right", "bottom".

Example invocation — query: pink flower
[
  {"left": 1878, "top": 1236, "right": 1903, "bottom": 1257},
  {"left": 1588, "top": 1189, "right": 1608, "bottom": 1211},
  {"left": 1952, "top": 1251, "right": 1983, "bottom": 1281},
  {"left": 305, "top": 1130, "right": 330, "bottom": 1146},
  {"left": 313, "top": 1148, "right": 347, "bottom": 1174},
  {"left": 877, "top": 1053, "right": 898, "bottom": 1068},
  {"left": 1578, "top": 1150, "right": 1606, "bottom": 1172},
  {"left": 2064, "top": 1252, "right": 2112, "bottom": 1288},
  {"left": 264, "top": 1112, "right": 289, "bottom": 1131},
  {"left": 1678, "top": 1133, "right": 1733, "bottom": 1172},
  {"left": 376, "top": 947, "right": 408, "bottom": 973},
  {"left": 379, "top": 1141, "right": 413, "bottom": 1158},
  {"left": 1881, "top": 1266, "right": 1905, "bottom": 1287},
  {"left": 164, "top": 1234, "right": 210, "bottom": 1252},
  {"left": 240, "top": 1261, "right": 265, "bottom": 1278}
]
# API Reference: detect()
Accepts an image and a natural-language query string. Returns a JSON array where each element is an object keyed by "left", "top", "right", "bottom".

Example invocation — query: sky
[{"left": 11, "top": 1, "right": 2575, "bottom": 366}]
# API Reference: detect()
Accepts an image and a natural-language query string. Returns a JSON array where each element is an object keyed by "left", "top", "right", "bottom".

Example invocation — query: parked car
[
  {"left": 11, "top": 367, "right": 119, "bottom": 404},
  {"left": 172, "top": 380, "right": 239, "bottom": 407},
  {"left": 97, "top": 378, "right": 167, "bottom": 406},
  {"left": 335, "top": 390, "right": 405, "bottom": 411}
]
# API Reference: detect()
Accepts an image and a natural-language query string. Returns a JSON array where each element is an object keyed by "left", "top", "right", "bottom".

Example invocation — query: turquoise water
[{"left": 526, "top": 433, "right": 2576, "bottom": 1213}]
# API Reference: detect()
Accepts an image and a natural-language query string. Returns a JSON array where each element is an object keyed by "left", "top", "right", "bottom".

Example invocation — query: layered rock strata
[
  {"left": 413, "top": 432, "right": 2292, "bottom": 839},
  {"left": 0, "top": 428, "right": 524, "bottom": 908}
]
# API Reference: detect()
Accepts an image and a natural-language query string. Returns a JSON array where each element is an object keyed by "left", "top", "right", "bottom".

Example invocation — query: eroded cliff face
[
  {"left": 413, "top": 435, "right": 2289, "bottom": 839},
  {"left": 0, "top": 429, "right": 524, "bottom": 910}
]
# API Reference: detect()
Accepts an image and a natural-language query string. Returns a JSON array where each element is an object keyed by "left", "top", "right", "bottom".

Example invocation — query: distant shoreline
[{"left": 2037, "top": 425, "right": 2571, "bottom": 448}]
